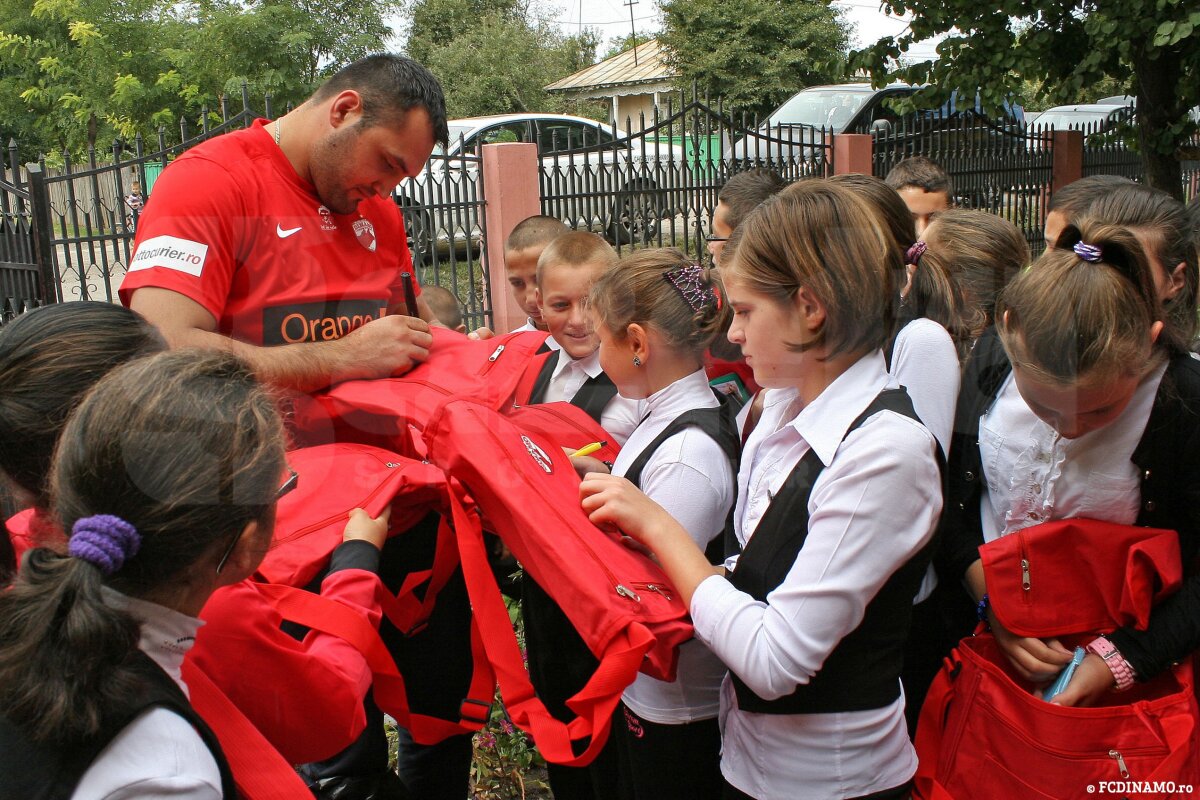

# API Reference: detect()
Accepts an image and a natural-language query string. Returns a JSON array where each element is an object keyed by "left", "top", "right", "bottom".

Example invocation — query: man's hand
[
  {"left": 130, "top": 287, "right": 434, "bottom": 392},
  {"left": 331, "top": 315, "right": 433, "bottom": 382}
]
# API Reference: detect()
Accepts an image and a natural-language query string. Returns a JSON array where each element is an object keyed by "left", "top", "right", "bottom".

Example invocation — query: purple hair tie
[
  {"left": 906, "top": 241, "right": 927, "bottom": 265},
  {"left": 664, "top": 263, "right": 714, "bottom": 313},
  {"left": 1073, "top": 241, "right": 1103, "bottom": 262},
  {"left": 68, "top": 514, "right": 141, "bottom": 576}
]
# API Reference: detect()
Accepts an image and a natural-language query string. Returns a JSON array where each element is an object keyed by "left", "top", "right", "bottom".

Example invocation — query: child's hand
[
  {"left": 1047, "top": 653, "right": 1113, "bottom": 708},
  {"left": 569, "top": 454, "right": 610, "bottom": 479},
  {"left": 467, "top": 326, "right": 495, "bottom": 341},
  {"left": 342, "top": 506, "right": 391, "bottom": 551},
  {"left": 579, "top": 474, "right": 673, "bottom": 546},
  {"left": 991, "top": 613, "right": 1074, "bottom": 682}
]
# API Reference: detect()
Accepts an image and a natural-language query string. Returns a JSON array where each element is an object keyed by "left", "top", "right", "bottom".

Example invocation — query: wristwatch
[{"left": 1086, "top": 636, "right": 1137, "bottom": 691}]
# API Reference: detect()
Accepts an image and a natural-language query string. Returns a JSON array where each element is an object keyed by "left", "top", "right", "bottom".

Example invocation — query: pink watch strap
[{"left": 1087, "top": 636, "right": 1136, "bottom": 691}]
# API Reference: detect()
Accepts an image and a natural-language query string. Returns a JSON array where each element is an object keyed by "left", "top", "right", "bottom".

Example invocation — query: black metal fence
[
  {"left": 538, "top": 94, "right": 831, "bottom": 260},
  {"left": 5, "top": 89, "right": 1200, "bottom": 327},
  {"left": 871, "top": 114, "right": 1054, "bottom": 256},
  {"left": 395, "top": 142, "right": 491, "bottom": 331}
]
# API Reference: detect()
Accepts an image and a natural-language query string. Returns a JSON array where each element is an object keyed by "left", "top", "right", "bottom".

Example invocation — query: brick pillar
[
  {"left": 482, "top": 142, "right": 540, "bottom": 334},
  {"left": 831, "top": 134, "right": 873, "bottom": 176},
  {"left": 1051, "top": 130, "right": 1084, "bottom": 193}
]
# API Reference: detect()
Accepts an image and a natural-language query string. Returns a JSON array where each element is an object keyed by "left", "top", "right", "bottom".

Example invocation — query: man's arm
[{"left": 130, "top": 288, "right": 433, "bottom": 393}]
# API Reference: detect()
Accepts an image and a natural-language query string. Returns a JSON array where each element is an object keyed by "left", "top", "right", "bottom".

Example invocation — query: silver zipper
[
  {"left": 1109, "top": 749, "right": 1130, "bottom": 778},
  {"left": 1021, "top": 558, "right": 1031, "bottom": 591},
  {"left": 488, "top": 344, "right": 505, "bottom": 362},
  {"left": 615, "top": 584, "right": 641, "bottom": 602}
]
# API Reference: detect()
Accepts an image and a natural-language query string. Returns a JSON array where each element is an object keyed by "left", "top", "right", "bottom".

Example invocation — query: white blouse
[
  {"left": 691, "top": 351, "right": 942, "bottom": 800},
  {"left": 978, "top": 363, "right": 1165, "bottom": 543},
  {"left": 543, "top": 348, "right": 643, "bottom": 445},
  {"left": 74, "top": 591, "right": 222, "bottom": 800},
  {"left": 615, "top": 369, "right": 735, "bottom": 724}
]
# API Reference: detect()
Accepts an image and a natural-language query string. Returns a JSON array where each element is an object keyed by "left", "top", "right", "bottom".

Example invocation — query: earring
[{"left": 632, "top": 355, "right": 642, "bottom": 367}]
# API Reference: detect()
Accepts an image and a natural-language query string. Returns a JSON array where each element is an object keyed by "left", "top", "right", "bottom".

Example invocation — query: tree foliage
[
  {"left": 402, "top": 0, "right": 601, "bottom": 118},
  {"left": 847, "top": 0, "right": 1200, "bottom": 197},
  {"left": 657, "top": 0, "right": 850, "bottom": 116},
  {"left": 0, "top": 0, "right": 398, "bottom": 162}
]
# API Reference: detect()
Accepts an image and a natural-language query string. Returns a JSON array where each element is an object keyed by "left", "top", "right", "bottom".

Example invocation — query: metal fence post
[{"left": 25, "top": 163, "right": 59, "bottom": 304}]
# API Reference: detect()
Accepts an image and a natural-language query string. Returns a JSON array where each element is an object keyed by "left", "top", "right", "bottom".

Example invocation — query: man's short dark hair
[
  {"left": 314, "top": 54, "right": 449, "bottom": 146},
  {"left": 718, "top": 169, "right": 788, "bottom": 231},
  {"left": 885, "top": 156, "right": 953, "bottom": 198}
]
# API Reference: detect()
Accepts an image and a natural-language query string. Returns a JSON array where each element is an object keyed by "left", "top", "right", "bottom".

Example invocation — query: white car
[{"left": 394, "top": 113, "right": 690, "bottom": 256}]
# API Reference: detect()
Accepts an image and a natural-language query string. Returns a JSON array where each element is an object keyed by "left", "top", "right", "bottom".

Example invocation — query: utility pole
[{"left": 624, "top": 0, "right": 639, "bottom": 65}]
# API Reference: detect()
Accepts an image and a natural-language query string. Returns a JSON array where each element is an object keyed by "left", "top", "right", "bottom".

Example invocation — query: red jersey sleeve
[{"left": 119, "top": 155, "right": 249, "bottom": 323}]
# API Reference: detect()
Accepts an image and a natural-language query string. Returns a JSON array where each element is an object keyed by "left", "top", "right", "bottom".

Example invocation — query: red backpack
[
  {"left": 290, "top": 327, "right": 553, "bottom": 457},
  {"left": 423, "top": 397, "right": 693, "bottom": 766}
]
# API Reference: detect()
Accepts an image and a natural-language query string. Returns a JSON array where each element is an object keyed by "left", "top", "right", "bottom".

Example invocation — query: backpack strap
[
  {"left": 183, "top": 661, "right": 310, "bottom": 799},
  {"left": 449, "top": 486, "right": 650, "bottom": 766}
]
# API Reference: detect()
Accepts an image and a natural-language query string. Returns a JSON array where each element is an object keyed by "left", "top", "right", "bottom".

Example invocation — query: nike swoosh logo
[{"left": 277, "top": 224, "right": 302, "bottom": 238}]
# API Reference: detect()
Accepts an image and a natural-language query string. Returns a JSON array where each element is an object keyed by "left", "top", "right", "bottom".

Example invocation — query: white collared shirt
[
  {"left": 890, "top": 317, "right": 959, "bottom": 603},
  {"left": 615, "top": 369, "right": 736, "bottom": 723},
  {"left": 75, "top": 591, "right": 222, "bottom": 799},
  {"left": 691, "top": 351, "right": 941, "bottom": 800},
  {"left": 979, "top": 362, "right": 1165, "bottom": 542},
  {"left": 510, "top": 320, "right": 561, "bottom": 350},
  {"left": 543, "top": 348, "right": 643, "bottom": 445}
]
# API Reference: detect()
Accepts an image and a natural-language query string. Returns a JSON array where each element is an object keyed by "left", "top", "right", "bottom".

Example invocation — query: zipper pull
[
  {"left": 488, "top": 344, "right": 505, "bottom": 362},
  {"left": 1021, "top": 558, "right": 1031, "bottom": 591},
  {"left": 1108, "top": 749, "right": 1130, "bottom": 778},
  {"left": 615, "top": 584, "right": 642, "bottom": 603},
  {"left": 644, "top": 583, "right": 673, "bottom": 601},
  {"left": 385, "top": 462, "right": 402, "bottom": 468}
]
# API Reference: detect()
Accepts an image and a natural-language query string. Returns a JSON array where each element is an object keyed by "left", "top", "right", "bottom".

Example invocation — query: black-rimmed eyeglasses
[{"left": 215, "top": 468, "right": 298, "bottom": 574}]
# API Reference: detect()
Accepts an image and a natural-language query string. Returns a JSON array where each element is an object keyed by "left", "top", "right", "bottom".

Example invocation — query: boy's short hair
[
  {"left": 421, "top": 284, "right": 464, "bottom": 330},
  {"left": 1046, "top": 174, "right": 1134, "bottom": 218},
  {"left": 885, "top": 156, "right": 954, "bottom": 199},
  {"left": 536, "top": 231, "right": 617, "bottom": 285},
  {"left": 718, "top": 169, "right": 788, "bottom": 231},
  {"left": 504, "top": 215, "right": 570, "bottom": 255}
]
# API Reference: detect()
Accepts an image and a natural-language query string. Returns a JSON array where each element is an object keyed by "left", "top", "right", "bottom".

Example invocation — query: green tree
[
  {"left": 847, "top": 0, "right": 1200, "bottom": 199},
  {"left": 601, "top": 32, "right": 653, "bottom": 62},
  {"left": 657, "top": 0, "right": 850, "bottom": 115},
  {"left": 0, "top": 0, "right": 184, "bottom": 159},
  {"left": 0, "top": 0, "right": 398, "bottom": 161},
  {"left": 403, "top": 0, "right": 600, "bottom": 118}
]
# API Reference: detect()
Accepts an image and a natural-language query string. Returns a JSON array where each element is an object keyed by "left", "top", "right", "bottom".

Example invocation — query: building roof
[{"left": 545, "top": 39, "right": 676, "bottom": 95}]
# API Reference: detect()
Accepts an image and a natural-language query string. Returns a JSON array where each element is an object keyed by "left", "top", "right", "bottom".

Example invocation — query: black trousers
[{"left": 612, "top": 703, "right": 721, "bottom": 800}]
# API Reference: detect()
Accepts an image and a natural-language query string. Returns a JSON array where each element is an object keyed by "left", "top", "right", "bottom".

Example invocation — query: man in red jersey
[{"left": 121, "top": 55, "right": 448, "bottom": 392}]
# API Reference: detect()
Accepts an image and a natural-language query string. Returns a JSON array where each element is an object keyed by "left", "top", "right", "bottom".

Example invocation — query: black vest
[
  {"left": 623, "top": 405, "right": 740, "bottom": 564},
  {"left": 0, "top": 651, "right": 238, "bottom": 800},
  {"left": 728, "top": 388, "right": 938, "bottom": 715},
  {"left": 527, "top": 352, "right": 618, "bottom": 422}
]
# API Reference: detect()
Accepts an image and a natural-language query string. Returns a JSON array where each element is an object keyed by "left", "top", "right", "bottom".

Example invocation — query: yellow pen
[{"left": 569, "top": 440, "right": 607, "bottom": 458}]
